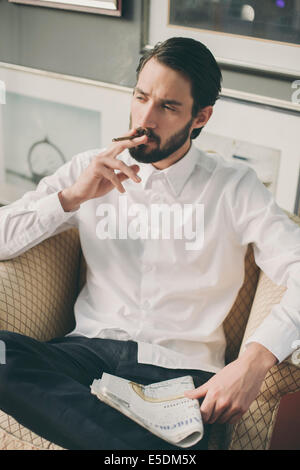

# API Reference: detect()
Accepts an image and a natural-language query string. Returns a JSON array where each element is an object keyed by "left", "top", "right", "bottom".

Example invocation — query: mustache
[
  {"left": 128, "top": 116, "right": 160, "bottom": 144},
  {"left": 140, "top": 128, "right": 160, "bottom": 144}
]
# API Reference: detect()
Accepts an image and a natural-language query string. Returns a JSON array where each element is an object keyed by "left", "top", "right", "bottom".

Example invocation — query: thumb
[{"left": 184, "top": 383, "right": 209, "bottom": 399}]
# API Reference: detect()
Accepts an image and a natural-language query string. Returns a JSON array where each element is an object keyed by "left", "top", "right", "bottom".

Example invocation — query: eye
[
  {"left": 163, "top": 104, "right": 176, "bottom": 112},
  {"left": 136, "top": 95, "right": 145, "bottom": 102}
]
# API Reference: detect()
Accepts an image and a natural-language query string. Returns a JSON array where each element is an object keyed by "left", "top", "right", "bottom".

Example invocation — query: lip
[
  {"left": 144, "top": 140, "right": 156, "bottom": 148},
  {"left": 145, "top": 136, "right": 158, "bottom": 144}
]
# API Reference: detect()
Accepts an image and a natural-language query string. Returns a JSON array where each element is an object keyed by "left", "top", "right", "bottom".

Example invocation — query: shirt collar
[{"left": 121, "top": 143, "right": 199, "bottom": 197}]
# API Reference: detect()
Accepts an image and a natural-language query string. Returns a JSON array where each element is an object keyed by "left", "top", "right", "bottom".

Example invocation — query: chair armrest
[
  {"left": 0, "top": 228, "right": 81, "bottom": 341},
  {"left": 227, "top": 268, "right": 300, "bottom": 450}
]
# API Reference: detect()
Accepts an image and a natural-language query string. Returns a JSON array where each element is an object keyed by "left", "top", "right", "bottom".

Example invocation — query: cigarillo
[{"left": 112, "top": 127, "right": 151, "bottom": 142}]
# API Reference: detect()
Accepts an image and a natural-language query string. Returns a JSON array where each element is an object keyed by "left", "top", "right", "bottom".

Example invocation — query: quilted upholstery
[
  {"left": 0, "top": 212, "right": 299, "bottom": 450},
  {"left": 0, "top": 228, "right": 80, "bottom": 340},
  {"left": 0, "top": 414, "right": 62, "bottom": 450},
  {"left": 227, "top": 264, "right": 300, "bottom": 449},
  {"left": 223, "top": 243, "right": 260, "bottom": 365},
  {"left": 0, "top": 228, "right": 82, "bottom": 450}
]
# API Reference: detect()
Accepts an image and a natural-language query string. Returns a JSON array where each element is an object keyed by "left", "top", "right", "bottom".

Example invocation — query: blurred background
[{"left": 0, "top": 0, "right": 299, "bottom": 217}]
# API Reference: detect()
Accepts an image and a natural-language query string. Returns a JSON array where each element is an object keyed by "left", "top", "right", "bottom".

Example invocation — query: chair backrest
[
  {"left": 216, "top": 210, "right": 300, "bottom": 364},
  {"left": 223, "top": 244, "right": 260, "bottom": 364}
]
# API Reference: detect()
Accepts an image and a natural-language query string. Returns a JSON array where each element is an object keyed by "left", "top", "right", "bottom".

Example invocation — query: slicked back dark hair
[{"left": 136, "top": 37, "right": 222, "bottom": 139}]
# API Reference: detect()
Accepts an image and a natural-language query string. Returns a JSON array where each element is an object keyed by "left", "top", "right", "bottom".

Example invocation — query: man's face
[{"left": 129, "top": 58, "right": 198, "bottom": 164}]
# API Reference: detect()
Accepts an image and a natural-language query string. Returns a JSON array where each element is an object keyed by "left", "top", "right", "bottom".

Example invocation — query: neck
[{"left": 151, "top": 139, "right": 192, "bottom": 170}]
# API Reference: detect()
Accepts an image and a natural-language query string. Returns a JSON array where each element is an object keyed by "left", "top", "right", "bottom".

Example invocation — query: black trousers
[{"left": 0, "top": 330, "right": 215, "bottom": 450}]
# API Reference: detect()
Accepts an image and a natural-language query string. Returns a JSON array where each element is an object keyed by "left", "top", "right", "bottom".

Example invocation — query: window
[
  {"left": 147, "top": 0, "right": 300, "bottom": 74},
  {"left": 169, "top": 0, "right": 300, "bottom": 45}
]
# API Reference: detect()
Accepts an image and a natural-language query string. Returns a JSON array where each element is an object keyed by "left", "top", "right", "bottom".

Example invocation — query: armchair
[{"left": 0, "top": 212, "right": 299, "bottom": 450}]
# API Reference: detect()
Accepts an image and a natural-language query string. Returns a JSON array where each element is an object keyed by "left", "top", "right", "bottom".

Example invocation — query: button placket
[
  {"left": 150, "top": 176, "right": 166, "bottom": 205},
  {"left": 141, "top": 299, "right": 150, "bottom": 311},
  {"left": 135, "top": 177, "right": 166, "bottom": 339},
  {"left": 141, "top": 263, "right": 152, "bottom": 274},
  {"left": 136, "top": 237, "right": 156, "bottom": 338},
  {"left": 151, "top": 194, "right": 163, "bottom": 204}
]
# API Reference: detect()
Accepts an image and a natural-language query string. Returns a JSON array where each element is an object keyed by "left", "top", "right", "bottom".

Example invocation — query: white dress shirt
[{"left": 0, "top": 143, "right": 299, "bottom": 374}]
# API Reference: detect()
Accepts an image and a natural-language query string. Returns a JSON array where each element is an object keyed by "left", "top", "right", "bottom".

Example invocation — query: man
[{"left": 0, "top": 37, "right": 299, "bottom": 450}]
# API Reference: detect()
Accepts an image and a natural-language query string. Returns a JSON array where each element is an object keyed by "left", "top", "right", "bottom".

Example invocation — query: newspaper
[{"left": 90, "top": 373, "right": 203, "bottom": 448}]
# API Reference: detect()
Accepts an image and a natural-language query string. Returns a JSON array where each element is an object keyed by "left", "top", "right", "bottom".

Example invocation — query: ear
[{"left": 192, "top": 106, "right": 213, "bottom": 132}]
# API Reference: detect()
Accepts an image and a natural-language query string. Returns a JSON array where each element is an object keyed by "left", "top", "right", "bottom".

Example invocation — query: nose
[{"left": 138, "top": 102, "right": 157, "bottom": 130}]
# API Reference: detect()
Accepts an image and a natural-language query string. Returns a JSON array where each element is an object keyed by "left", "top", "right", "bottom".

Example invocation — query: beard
[{"left": 128, "top": 116, "right": 194, "bottom": 164}]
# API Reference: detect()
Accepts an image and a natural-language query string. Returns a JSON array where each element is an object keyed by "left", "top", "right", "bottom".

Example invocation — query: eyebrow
[{"left": 134, "top": 87, "right": 183, "bottom": 107}]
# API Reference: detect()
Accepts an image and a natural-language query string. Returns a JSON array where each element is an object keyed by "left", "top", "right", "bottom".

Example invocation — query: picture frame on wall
[
  {"left": 8, "top": 0, "right": 123, "bottom": 17},
  {"left": 0, "top": 62, "right": 132, "bottom": 205},
  {"left": 168, "top": 0, "right": 300, "bottom": 47},
  {"left": 142, "top": 1, "right": 300, "bottom": 215},
  {"left": 145, "top": 0, "right": 300, "bottom": 77},
  {"left": 193, "top": 96, "right": 300, "bottom": 216}
]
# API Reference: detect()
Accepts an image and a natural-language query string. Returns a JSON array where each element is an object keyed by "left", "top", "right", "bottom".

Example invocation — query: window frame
[{"left": 144, "top": 0, "right": 300, "bottom": 77}]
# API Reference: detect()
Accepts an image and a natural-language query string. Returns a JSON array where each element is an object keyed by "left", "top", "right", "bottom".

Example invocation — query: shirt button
[
  {"left": 142, "top": 300, "right": 150, "bottom": 311},
  {"left": 142, "top": 264, "right": 152, "bottom": 273},
  {"left": 151, "top": 194, "right": 163, "bottom": 203}
]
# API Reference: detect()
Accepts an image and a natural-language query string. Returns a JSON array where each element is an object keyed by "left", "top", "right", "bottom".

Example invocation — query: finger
[
  {"left": 100, "top": 165, "right": 126, "bottom": 194},
  {"left": 200, "top": 396, "right": 216, "bottom": 424},
  {"left": 117, "top": 172, "right": 130, "bottom": 184},
  {"left": 228, "top": 413, "right": 244, "bottom": 425},
  {"left": 208, "top": 409, "right": 228, "bottom": 424},
  {"left": 117, "top": 162, "right": 141, "bottom": 183},
  {"left": 207, "top": 401, "right": 230, "bottom": 424},
  {"left": 184, "top": 383, "right": 208, "bottom": 399},
  {"left": 217, "top": 408, "right": 243, "bottom": 425},
  {"left": 100, "top": 158, "right": 141, "bottom": 184},
  {"left": 116, "top": 165, "right": 141, "bottom": 183},
  {"left": 109, "top": 133, "right": 149, "bottom": 158},
  {"left": 112, "top": 127, "right": 142, "bottom": 141},
  {"left": 117, "top": 172, "right": 137, "bottom": 186}
]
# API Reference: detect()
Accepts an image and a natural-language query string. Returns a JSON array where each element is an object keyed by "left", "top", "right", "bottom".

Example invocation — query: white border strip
[
  {"left": 0, "top": 62, "right": 133, "bottom": 95},
  {"left": 221, "top": 88, "right": 300, "bottom": 114}
]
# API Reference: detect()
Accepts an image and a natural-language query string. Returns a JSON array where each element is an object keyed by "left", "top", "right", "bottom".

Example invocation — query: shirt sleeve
[
  {"left": 0, "top": 148, "right": 100, "bottom": 261},
  {"left": 228, "top": 165, "right": 300, "bottom": 363}
]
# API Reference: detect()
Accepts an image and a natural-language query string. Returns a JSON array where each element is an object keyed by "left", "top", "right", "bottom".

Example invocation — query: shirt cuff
[
  {"left": 242, "top": 304, "right": 300, "bottom": 363},
  {"left": 35, "top": 191, "right": 79, "bottom": 228}
]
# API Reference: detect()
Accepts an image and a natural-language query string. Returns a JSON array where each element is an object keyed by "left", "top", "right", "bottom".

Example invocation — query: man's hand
[
  {"left": 184, "top": 343, "right": 277, "bottom": 425},
  {"left": 59, "top": 128, "right": 148, "bottom": 212}
]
